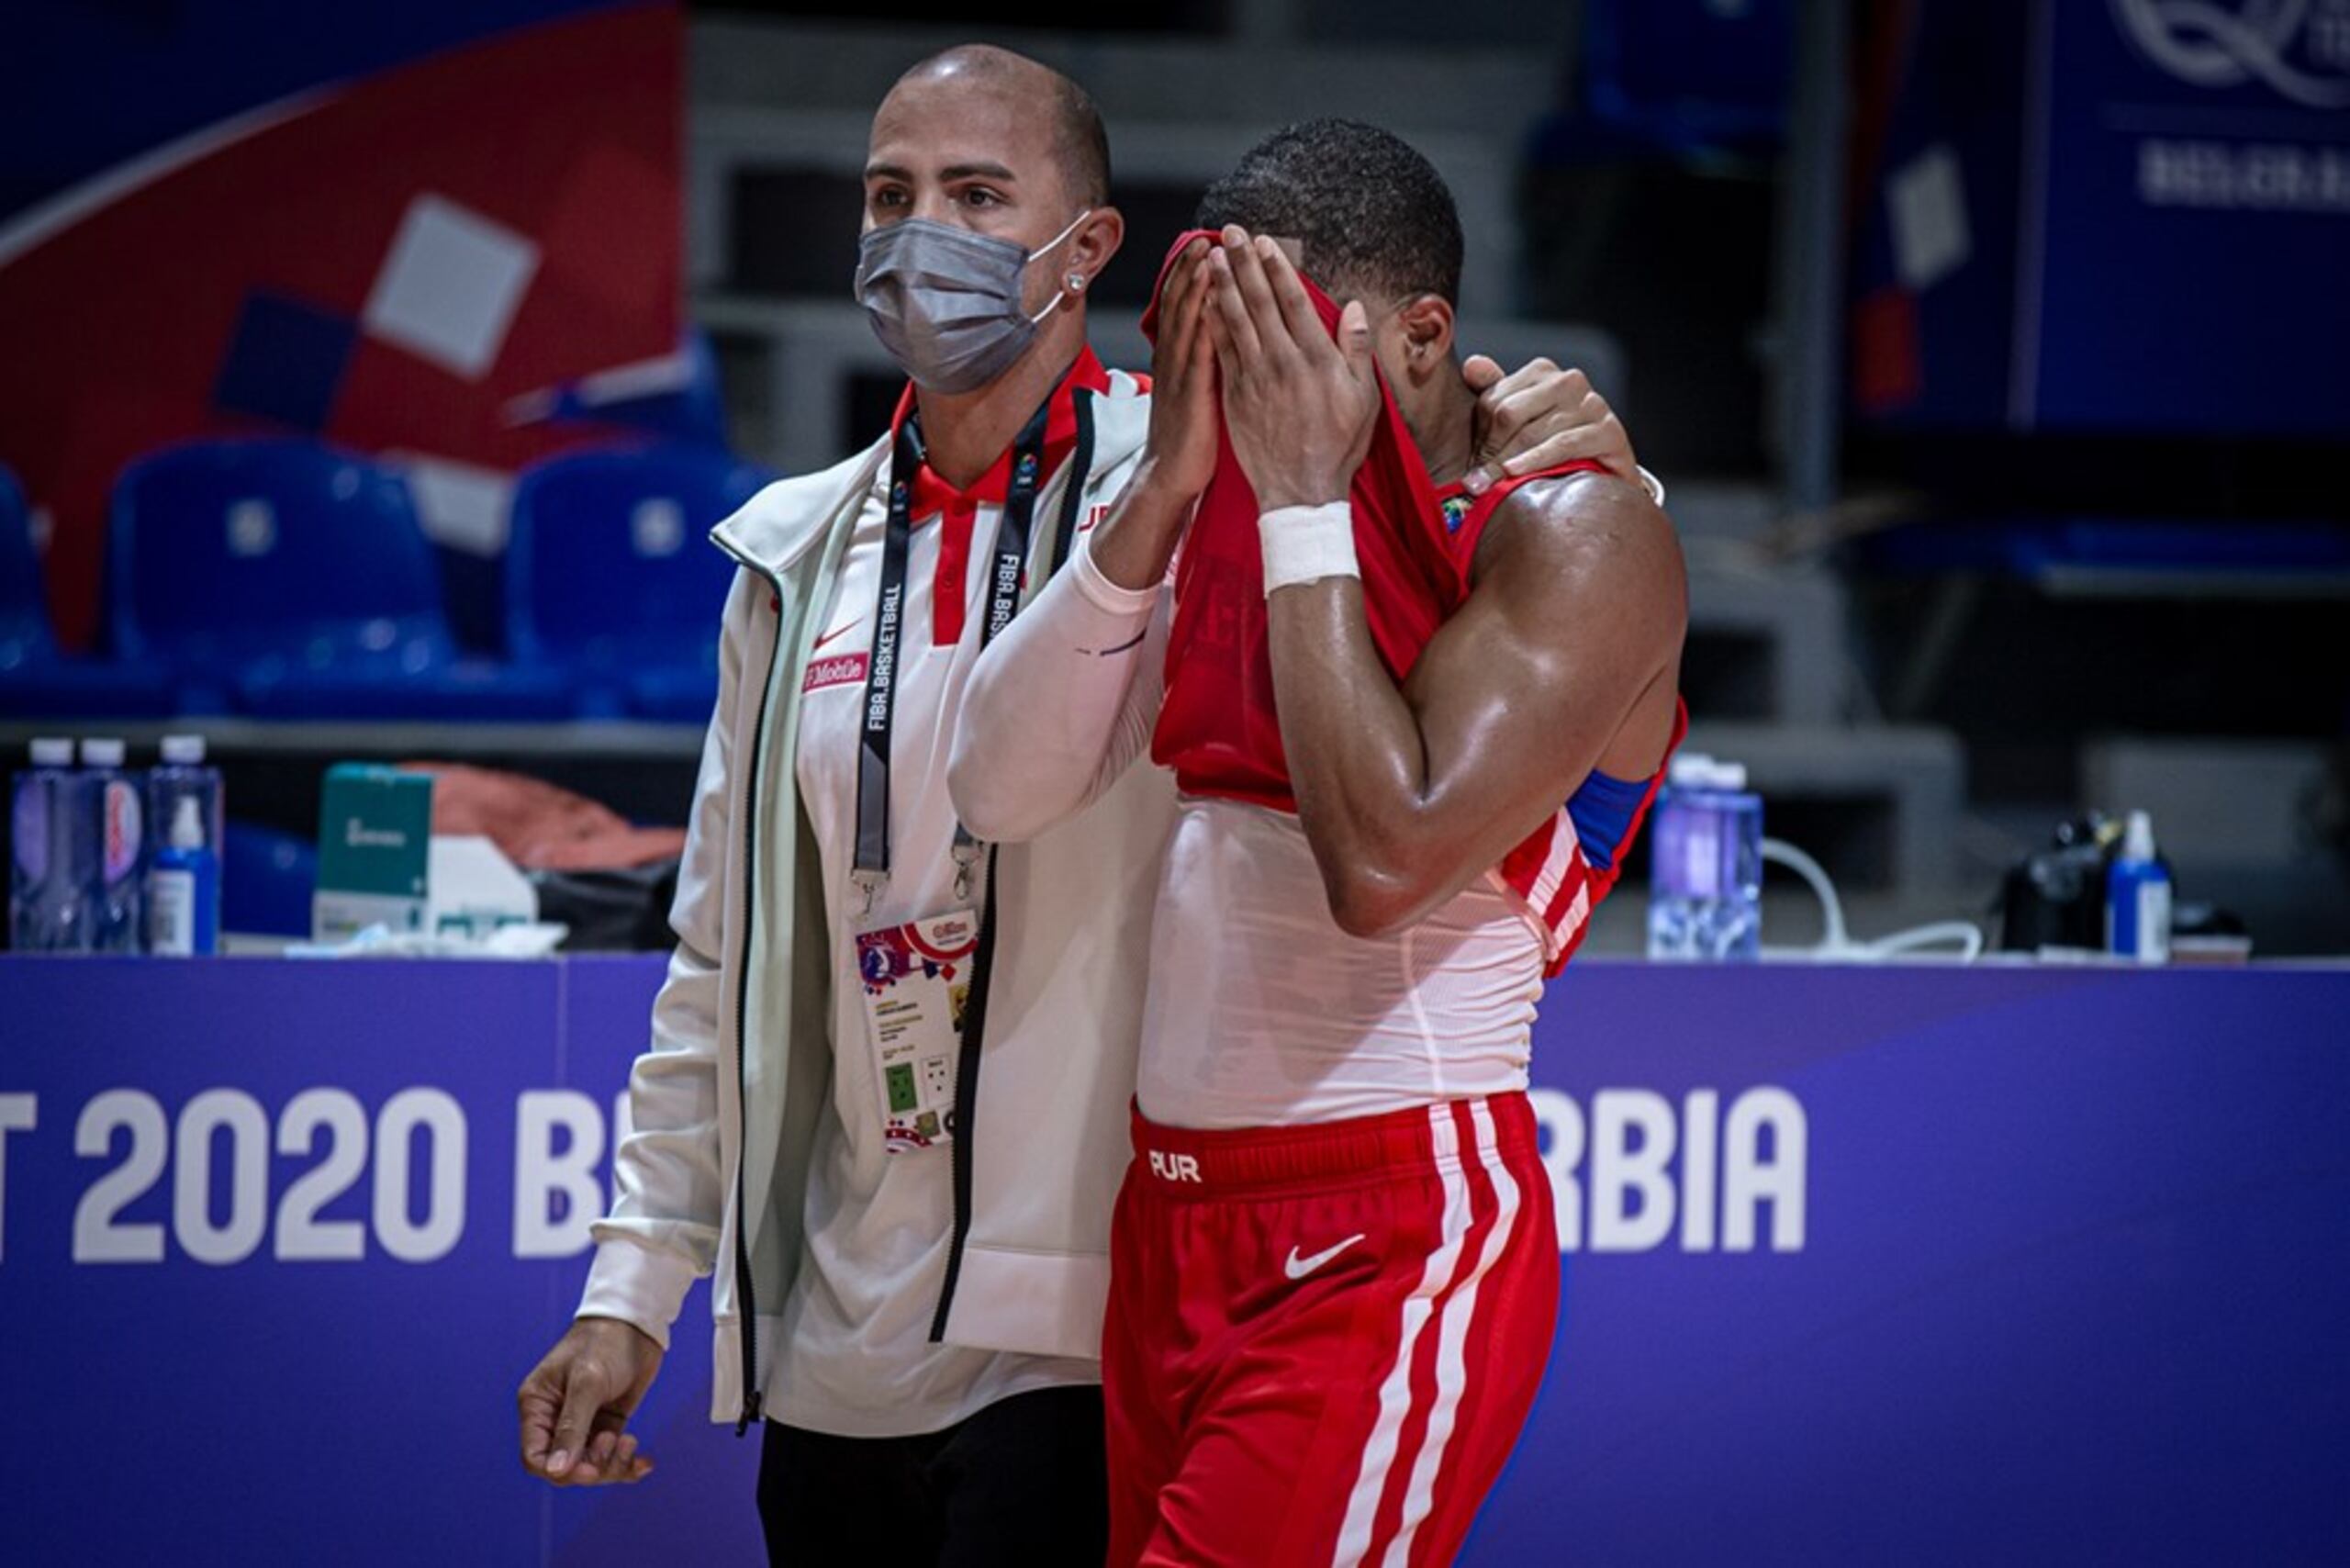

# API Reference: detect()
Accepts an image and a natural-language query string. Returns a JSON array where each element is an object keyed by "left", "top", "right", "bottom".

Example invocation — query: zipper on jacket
[
  {"left": 722, "top": 548, "right": 788, "bottom": 1437},
  {"left": 927, "top": 853, "right": 999, "bottom": 1342}
]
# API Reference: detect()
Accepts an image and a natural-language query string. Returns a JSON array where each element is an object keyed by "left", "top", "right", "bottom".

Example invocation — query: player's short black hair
[{"left": 1195, "top": 118, "right": 1463, "bottom": 305}]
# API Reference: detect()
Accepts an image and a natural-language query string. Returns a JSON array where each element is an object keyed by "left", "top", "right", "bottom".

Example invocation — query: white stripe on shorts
[
  {"left": 1381, "top": 1098, "right": 1523, "bottom": 1567},
  {"left": 1330, "top": 1104, "right": 1471, "bottom": 1568}
]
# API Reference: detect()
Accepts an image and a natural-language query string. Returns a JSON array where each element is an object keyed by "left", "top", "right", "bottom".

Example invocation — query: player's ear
[
  {"left": 1393, "top": 294, "right": 1455, "bottom": 386},
  {"left": 1067, "top": 207, "right": 1125, "bottom": 289}
]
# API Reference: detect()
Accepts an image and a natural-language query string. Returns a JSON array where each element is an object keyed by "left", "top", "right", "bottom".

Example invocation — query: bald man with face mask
[{"left": 516, "top": 45, "right": 1642, "bottom": 1567}]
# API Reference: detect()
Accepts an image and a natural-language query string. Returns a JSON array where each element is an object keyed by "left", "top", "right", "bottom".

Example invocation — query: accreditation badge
[{"left": 854, "top": 908, "right": 979, "bottom": 1152}]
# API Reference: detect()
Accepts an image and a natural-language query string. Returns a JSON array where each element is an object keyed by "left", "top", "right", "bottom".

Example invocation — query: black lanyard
[{"left": 852, "top": 393, "right": 1067, "bottom": 912}]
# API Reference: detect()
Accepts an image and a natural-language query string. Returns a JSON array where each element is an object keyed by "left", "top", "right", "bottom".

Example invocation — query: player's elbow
[
  {"left": 1322, "top": 860, "right": 1428, "bottom": 942},
  {"left": 1329, "top": 894, "right": 1414, "bottom": 943},
  {"left": 1307, "top": 812, "right": 1448, "bottom": 939}
]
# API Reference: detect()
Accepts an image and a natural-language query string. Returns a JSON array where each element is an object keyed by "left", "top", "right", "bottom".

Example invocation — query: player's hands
[
  {"left": 1203, "top": 226, "right": 1380, "bottom": 511},
  {"left": 1141, "top": 235, "right": 1221, "bottom": 503},
  {"left": 1461, "top": 356, "right": 1637, "bottom": 495},
  {"left": 519, "top": 1316, "right": 663, "bottom": 1486}
]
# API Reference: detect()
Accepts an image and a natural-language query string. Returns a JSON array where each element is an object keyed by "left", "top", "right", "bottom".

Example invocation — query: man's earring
[{"left": 1068, "top": 272, "right": 1088, "bottom": 293}]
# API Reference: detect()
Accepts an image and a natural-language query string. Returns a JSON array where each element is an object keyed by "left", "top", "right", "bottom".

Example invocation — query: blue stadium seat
[
  {"left": 506, "top": 444, "right": 769, "bottom": 721},
  {"left": 0, "top": 465, "right": 177, "bottom": 718},
  {"left": 0, "top": 465, "right": 39, "bottom": 668},
  {"left": 107, "top": 440, "right": 570, "bottom": 720}
]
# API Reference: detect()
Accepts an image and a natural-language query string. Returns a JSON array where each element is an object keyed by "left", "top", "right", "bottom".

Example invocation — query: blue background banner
[
  {"left": 2028, "top": 0, "right": 2350, "bottom": 433},
  {"left": 1848, "top": 0, "right": 2350, "bottom": 435},
  {"left": 2, "top": 957, "right": 2345, "bottom": 1564}
]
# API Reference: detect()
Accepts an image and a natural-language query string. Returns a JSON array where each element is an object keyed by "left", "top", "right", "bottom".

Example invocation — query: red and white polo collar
[{"left": 886, "top": 346, "right": 1111, "bottom": 646}]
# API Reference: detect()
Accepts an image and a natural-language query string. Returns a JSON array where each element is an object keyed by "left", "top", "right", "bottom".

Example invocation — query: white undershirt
[
  {"left": 778, "top": 477, "right": 1097, "bottom": 1439},
  {"left": 1136, "top": 798, "right": 1543, "bottom": 1129}
]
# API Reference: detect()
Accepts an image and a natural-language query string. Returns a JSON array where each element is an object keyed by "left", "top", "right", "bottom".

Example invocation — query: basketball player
[{"left": 951, "top": 119, "right": 1687, "bottom": 1565}]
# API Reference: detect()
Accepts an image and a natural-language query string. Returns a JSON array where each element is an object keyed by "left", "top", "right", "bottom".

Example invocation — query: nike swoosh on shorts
[{"left": 1284, "top": 1233, "right": 1367, "bottom": 1281}]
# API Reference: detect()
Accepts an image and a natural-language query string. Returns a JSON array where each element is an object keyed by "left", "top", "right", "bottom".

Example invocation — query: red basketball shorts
[{"left": 1104, "top": 1093, "right": 1560, "bottom": 1567}]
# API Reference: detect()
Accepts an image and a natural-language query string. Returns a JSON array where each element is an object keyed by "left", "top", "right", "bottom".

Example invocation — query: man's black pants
[{"left": 758, "top": 1384, "right": 1108, "bottom": 1567}]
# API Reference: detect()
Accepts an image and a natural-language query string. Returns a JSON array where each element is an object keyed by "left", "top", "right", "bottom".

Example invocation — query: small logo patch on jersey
[
  {"left": 1441, "top": 494, "right": 1473, "bottom": 533},
  {"left": 1147, "top": 1149, "right": 1203, "bottom": 1184},
  {"left": 802, "top": 652, "right": 869, "bottom": 693}
]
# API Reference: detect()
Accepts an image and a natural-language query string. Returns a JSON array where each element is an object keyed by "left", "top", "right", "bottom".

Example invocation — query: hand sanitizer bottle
[
  {"left": 2105, "top": 810, "right": 2170, "bottom": 964},
  {"left": 149, "top": 795, "right": 221, "bottom": 957}
]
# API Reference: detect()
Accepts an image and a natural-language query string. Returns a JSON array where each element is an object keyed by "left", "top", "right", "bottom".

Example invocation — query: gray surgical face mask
[{"left": 854, "top": 210, "right": 1091, "bottom": 394}]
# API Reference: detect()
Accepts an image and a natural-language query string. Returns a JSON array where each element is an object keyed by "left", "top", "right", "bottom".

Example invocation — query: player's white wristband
[
  {"left": 1259, "top": 502, "right": 1359, "bottom": 596},
  {"left": 1636, "top": 465, "right": 1667, "bottom": 508}
]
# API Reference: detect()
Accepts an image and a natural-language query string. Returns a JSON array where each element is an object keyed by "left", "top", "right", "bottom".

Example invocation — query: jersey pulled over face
[{"left": 1139, "top": 230, "right": 1467, "bottom": 811}]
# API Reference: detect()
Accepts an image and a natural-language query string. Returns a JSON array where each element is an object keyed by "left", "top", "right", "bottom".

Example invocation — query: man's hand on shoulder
[{"left": 1460, "top": 357, "right": 1640, "bottom": 498}]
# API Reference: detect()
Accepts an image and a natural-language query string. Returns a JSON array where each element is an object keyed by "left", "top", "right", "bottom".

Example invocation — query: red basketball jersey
[{"left": 1140, "top": 231, "right": 1676, "bottom": 974}]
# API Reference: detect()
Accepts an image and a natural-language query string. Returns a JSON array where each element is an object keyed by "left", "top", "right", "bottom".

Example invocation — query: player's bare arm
[{"left": 1207, "top": 229, "right": 1686, "bottom": 937}]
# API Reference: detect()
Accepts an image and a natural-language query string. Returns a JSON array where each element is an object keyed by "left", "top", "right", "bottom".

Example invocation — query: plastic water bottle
[
  {"left": 2106, "top": 809, "right": 2171, "bottom": 964},
  {"left": 10, "top": 737, "right": 98, "bottom": 952},
  {"left": 1646, "top": 755, "right": 1763, "bottom": 961},
  {"left": 147, "top": 734, "right": 225, "bottom": 952},
  {"left": 81, "top": 737, "right": 146, "bottom": 953}
]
